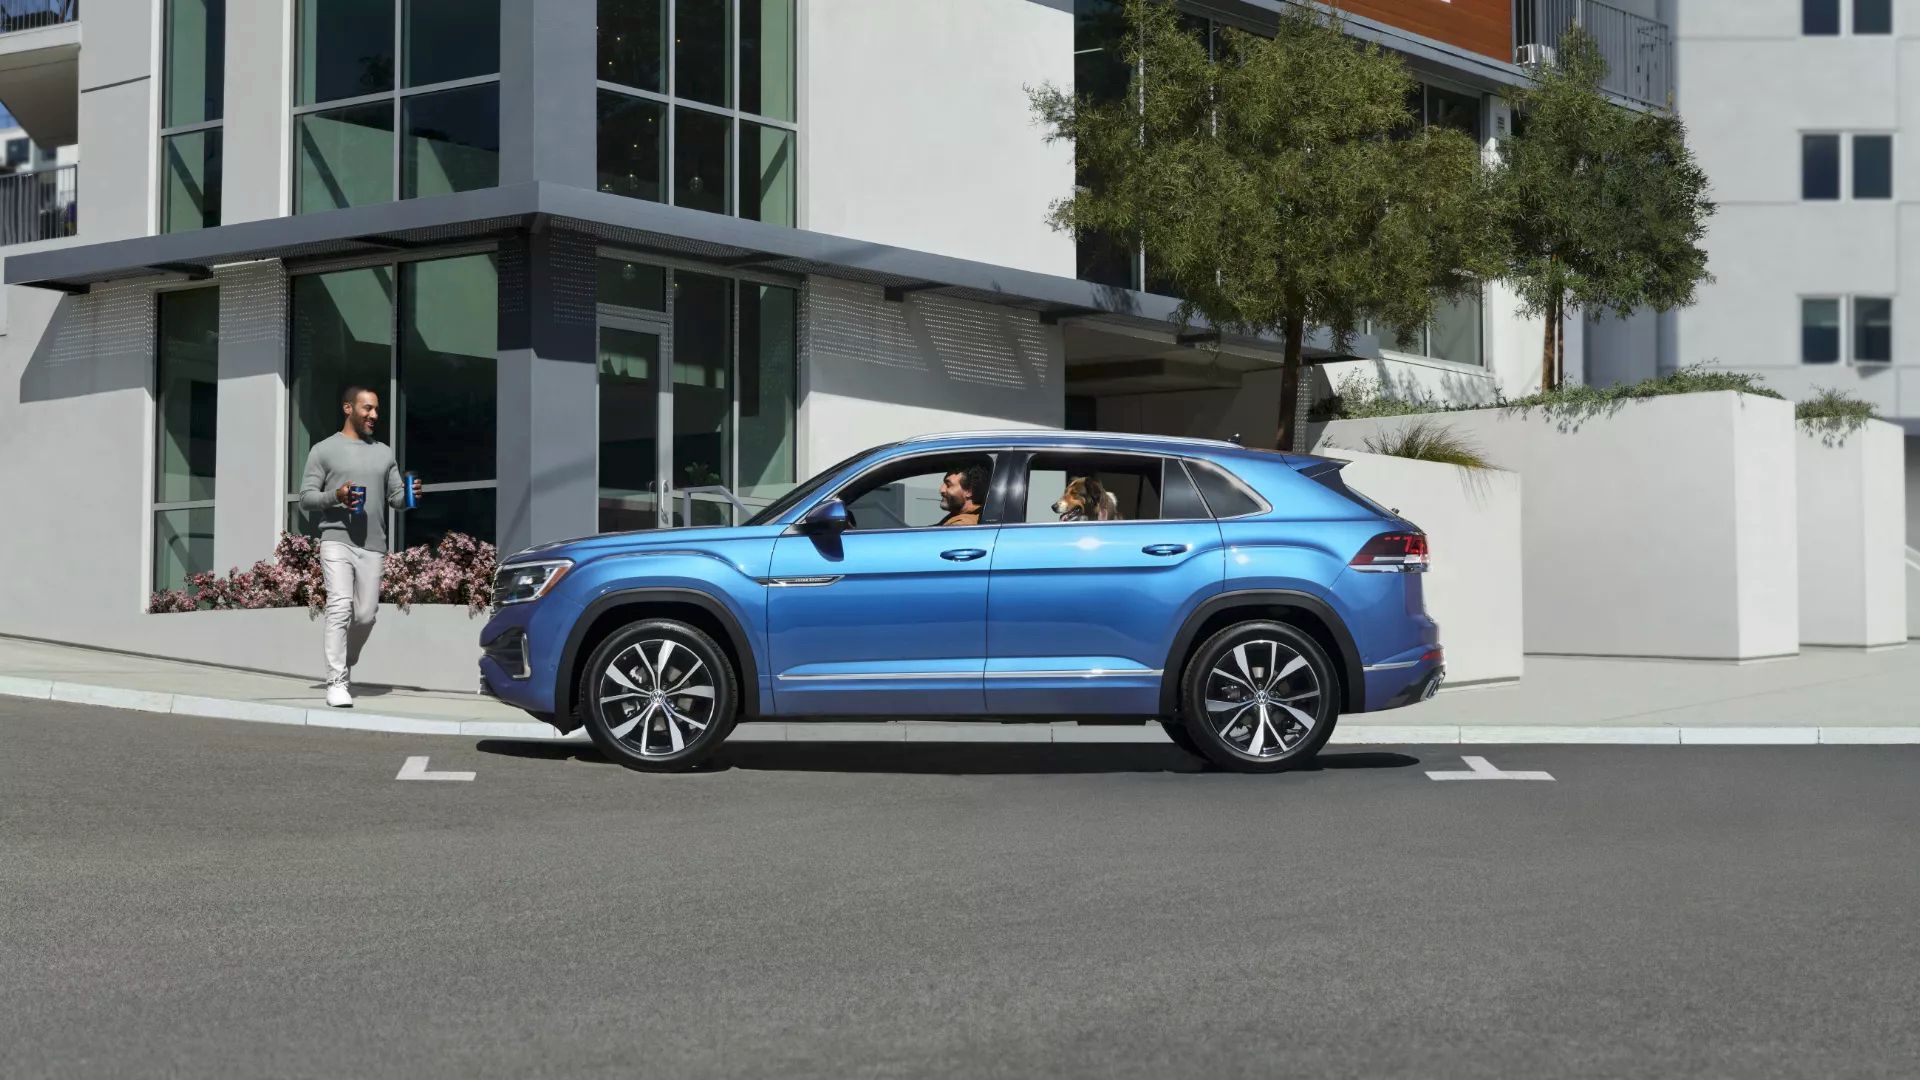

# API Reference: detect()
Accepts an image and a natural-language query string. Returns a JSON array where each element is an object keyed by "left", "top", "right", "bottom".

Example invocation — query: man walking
[{"left": 298, "top": 386, "right": 421, "bottom": 708}]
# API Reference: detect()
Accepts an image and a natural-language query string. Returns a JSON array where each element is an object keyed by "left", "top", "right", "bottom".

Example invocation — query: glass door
[{"left": 597, "top": 318, "right": 667, "bottom": 532}]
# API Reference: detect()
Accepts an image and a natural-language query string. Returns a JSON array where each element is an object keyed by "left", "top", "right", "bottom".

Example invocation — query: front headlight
[{"left": 492, "top": 560, "right": 572, "bottom": 607}]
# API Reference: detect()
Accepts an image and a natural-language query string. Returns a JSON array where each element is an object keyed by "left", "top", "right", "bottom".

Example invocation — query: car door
[
  {"left": 984, "top": 451, "right": 1224, "bottom": 715},
  {"left": 766, "top": 452, "right": 1004, "bottom": 716}
]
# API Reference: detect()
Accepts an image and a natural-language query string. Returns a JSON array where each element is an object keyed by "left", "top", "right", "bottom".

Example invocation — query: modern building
[
  {"left": 0, "top": 0, "right": 1666, "bottom": 663},
  {"left": 1581, "top": 0, "right": 1919, "bottom": 540}
]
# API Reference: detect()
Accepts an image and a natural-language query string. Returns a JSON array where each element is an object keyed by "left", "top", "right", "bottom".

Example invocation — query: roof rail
[{"left": 897, "top": 429, "right": 1241, "bottom": 448}]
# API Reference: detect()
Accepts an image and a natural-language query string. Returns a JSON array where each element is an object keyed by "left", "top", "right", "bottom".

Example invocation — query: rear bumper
[{"left": 1359, "top": 644, "right": 1444, "bottom": 712}]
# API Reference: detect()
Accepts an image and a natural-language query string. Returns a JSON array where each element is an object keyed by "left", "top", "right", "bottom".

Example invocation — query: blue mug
[
  {"left": 403, "top": 472, "right": 417, "bottom": 509},
  {"left": 349, "top": 485, "right": 367, "bottom": 516}
]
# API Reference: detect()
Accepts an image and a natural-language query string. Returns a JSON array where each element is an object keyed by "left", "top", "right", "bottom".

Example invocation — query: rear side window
[
  {"left": 1161, "top": 460, "right": 1211, "bottom": 519},
  {"left": 1187, "top": 459, "right": 1266, "bottom": 518}
]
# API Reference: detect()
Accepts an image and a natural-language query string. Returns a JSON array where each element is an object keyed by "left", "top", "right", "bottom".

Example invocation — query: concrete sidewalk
[{"left": 2, "top": 634, "right": 1916, "bottom": 745}]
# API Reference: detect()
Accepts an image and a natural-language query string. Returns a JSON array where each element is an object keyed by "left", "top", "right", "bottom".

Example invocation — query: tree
[
  {"left": 1500, "top": 30, "right": 1715, "bottom": 390},
  {"left": 1031, "top": 0, "right": 1502, "bottom": 450}
]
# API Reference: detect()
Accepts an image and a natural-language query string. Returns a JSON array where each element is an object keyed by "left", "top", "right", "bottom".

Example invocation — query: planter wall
[
  {"left": 1323, "top": 392, "right": 1800, "bottom": 661},
  {"left": 24, "top": 606, "right": 485, "bottom": 693},
  {"left": 1305, "top": 446, "right": 1523, "bottom": 685},
  {"left": 1797, "top": 420, "right": 1908, "bottom": 647}
]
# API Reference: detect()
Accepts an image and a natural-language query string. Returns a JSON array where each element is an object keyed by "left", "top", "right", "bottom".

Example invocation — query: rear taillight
[{"left": 1349, "top": 532, "right": 1429, "bottom": 573}]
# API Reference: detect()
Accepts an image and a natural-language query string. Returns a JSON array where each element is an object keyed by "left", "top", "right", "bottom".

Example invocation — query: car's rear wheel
[
  {"left": 579, "top": 619, "right": 738, "bottom": 772},
  {"left": 1179, "top": 620, "right": 1339, "bottom": 773}
]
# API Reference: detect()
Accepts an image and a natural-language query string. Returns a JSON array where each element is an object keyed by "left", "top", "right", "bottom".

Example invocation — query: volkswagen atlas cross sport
[{"left": 478, "top": 431, "right": 1442, "bottom": 773}]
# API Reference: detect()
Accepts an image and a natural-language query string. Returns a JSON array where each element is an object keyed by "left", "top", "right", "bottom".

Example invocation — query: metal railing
[
  {"left": 0, "top": 163, "right": 76, "bottom": 245},
  {"left": 1514, "top": 0, "right": 1673, "bottom": 108},
  {"left": 0, "top": 0, "right": 78, "bottom": 33}
]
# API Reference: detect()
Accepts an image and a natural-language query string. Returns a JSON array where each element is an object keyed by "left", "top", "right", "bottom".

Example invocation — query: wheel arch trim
[
  {"left": 557, "top": 588, "right": 762, "bottom": 724},
  {"left": 1160, "top": 590, "right": 1367, "bottom": 715}
]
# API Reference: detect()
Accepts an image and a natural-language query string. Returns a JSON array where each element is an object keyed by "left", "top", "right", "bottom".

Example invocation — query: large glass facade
[
  {"left": 287, "top": 255, "right": 500, "bottom": 547},
  {"left": 160, "top": 0, "right": 225, "bottom": 233},
  {"left": 596, "top": 254, "right": 797, "bottom": 532},
  {"left": 597, "top": 0, "right": 798, "bottom": 226},
  {"left": 295, "top": 0, "right": 500, "bottom": 213},
  {"left": 154, "top": 288, "right": 220, "bottom": 591}
]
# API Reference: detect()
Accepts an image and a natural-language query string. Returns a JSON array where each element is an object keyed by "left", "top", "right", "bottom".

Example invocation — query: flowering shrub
[{"left": 147, "top": 532, "right": 495, "bottom": 615}]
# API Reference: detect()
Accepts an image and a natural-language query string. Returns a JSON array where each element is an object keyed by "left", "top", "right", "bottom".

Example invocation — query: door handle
[
  {"left": 1142, "top": 543, "right": 1189, "bottom": 557},
  {"left": 940, "top": 548, "right": 988, "bottom": 562}
]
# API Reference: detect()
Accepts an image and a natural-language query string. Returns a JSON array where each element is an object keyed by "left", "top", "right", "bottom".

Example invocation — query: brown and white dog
[{"left": 1051, "top": 476, "right": 1121, "bottom": 522}]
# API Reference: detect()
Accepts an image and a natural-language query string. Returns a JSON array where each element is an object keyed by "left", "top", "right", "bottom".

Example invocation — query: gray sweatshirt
[{"left": 297, "top": 433, "right": 407, "bottom": 553}]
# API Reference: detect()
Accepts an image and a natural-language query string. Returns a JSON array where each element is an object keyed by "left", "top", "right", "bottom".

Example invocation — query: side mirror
[{"left": 798, "top": 498, "right": 852, "bottom": 534}]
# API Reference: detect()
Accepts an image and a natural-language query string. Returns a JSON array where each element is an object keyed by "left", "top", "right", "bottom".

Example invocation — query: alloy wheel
[
  {"left": 1202, "top": 639, "right": 1321, "bottom": 758},
  {"left": 597, "top": 638, "right": 717, "bottom": 757}
]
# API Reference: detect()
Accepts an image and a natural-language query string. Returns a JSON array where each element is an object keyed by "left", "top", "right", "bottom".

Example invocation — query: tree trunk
[
  {"left": 1276, "top": 313, "right": 1306, "bottom": 452},
  {"left": 1554, "top": 294, "right": 1567, "bottom": 387},
  {"left": 1540, "top": 292, "right": 1559, "bottom": 393}
]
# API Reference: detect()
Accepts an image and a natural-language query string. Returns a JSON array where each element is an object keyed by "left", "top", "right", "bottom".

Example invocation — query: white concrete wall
[
  {"left": 801, "top": 0, "right": 1075, "bottom": 276},
  {"left": 1798, "top": 420, "right": 1908, "bottom": 647},
  {"left": 798, "top": 277, "right": 1063, "bottom": 469},
  {"left": 1323, "top": 392, "right": 1802, "bottom": 661},
  {"left": 221, "top": 0, "right": 291, "bottom": 223},
  {"left": 75, "top": 0, "right": 155, "bottom": 241},
  {"left": 1304, "top": 447, "right": 1524, "bottom": 686}
]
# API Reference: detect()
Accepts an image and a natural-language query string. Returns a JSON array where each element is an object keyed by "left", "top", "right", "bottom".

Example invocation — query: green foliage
[
  {"left": 1029, "top": 0, "right": 1502, "bottom": 446},
  {"left": 1360, "top": 419, "right": 1494, "bottom": 469},
  {"left": 1796, "top": 388, "right": 1877, "bottom": 441},
  {"left": 1311, "top": 373, "right": 1442, "bottom": 421},
  {"left": 1316, "top": 364, "right": 1781, "bottom": 422},
  {"left": 1500, "top": 30, "right": 1716, "bottom": 386}
]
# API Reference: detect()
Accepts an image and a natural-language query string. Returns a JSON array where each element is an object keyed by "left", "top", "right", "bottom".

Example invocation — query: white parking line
[
  {"left": 395, "top": 756, "right": 475, "bottom": 782},
  {"left": 1425, "top": 755, "right": 1555, "bottom": 781}
]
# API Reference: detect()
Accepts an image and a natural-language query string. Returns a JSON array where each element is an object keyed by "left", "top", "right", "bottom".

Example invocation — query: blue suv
[{"left": 479, "top": 431, "right": 1442, "bottom": 773}]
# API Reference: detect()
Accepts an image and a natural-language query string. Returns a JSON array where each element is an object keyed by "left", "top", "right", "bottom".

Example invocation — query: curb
[{"left": 5, "top": 679, "right": 1920, "bottom": 746}]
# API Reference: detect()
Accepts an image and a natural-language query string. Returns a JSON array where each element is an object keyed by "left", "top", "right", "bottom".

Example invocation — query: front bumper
[{"left": 477, "top": 596, "right": 578, "bottom": 722}]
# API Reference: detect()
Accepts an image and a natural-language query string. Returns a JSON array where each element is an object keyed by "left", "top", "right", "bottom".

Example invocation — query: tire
[
  {"left": 1178, "top": 620, "right": 1340, "bottom": 773},
  {"left": 1159, "top": 719, "right": 1206, "bottom": 761},
  {"left": 578, "top": 619, "right": 739, "bottom": 772}
]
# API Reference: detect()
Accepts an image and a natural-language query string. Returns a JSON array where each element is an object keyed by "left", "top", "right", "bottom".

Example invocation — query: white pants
[{"left": 321, "top": 540, "right": 384, "bottom": 687}]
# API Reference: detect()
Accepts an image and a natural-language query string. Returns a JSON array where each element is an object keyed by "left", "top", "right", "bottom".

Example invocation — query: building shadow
[{"left": 475, "top": 738, "right": 1421, "bottom": 776}]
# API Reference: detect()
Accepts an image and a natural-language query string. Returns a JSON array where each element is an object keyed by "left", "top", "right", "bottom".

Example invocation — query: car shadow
[{"left": 475, "top": 739, "right": 1421, "bottom": 776}]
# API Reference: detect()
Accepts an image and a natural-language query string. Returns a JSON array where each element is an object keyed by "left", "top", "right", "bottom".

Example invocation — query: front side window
[
  {"left": 161, "top": 0, "right": 224, "bottom": 232},
  {"left": 154, "top": 288, "right": 221, "bottom": 591},
  {"left": 288, "top": 255, "right": 500, "bottom": 546},
  {"left": 832, "top": 455, "right": 996, "bottom": 531},
  {"left": 597, "top": 0, "right": 797, "bottom": 226},
  {"left": 1801, "top": 298, "right": 1842, "bottom": 363},
  {"left": 294, "top": 0, "right": 500, "bottom": 213}
]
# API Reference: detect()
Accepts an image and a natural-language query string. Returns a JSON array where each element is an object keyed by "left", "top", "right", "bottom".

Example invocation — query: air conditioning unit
[{"left": 1516, "top": 44, "right": 1558, "bottom": 67}]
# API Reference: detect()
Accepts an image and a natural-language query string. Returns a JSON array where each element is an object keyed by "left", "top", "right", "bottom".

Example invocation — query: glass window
[
  {"left": 405, "top": 0, "right": 498, "bottom": 87},
  {"left": 161, "top": 129, "right": 222, "bottom": 233},
  {"left": 674, "top": 106, "right": 731, "bottom": 215},
  {"left": 1025, "top": 453, "right": 1163, "bottom": 522},
  {"left": 1801, "top": 298, "right": 1841, "bottom": 363},
  {"left": 671, "top": 272, "right": 733, "bottom": 524},
  {"left": 289, "top": 267, "right": 396, "bottom": 503},
  {"left": 1853, "top": 135, "right": 1892, "bottom": 199},
  {"left": 1853, "top": 298, "right": 1892, "bottom": 363},
  {"left": 1804, "top": 0, "right": 1840, "bottom": 34},
  {"left": 1187, "top": 459, "right": 1264, "bottom": 518},
  {"left": 1429, "top": 290, "right": 1484, "bottom": 367},
  {"left": 598, "top": 325, "right": 663, "bottom": 533},
  {"left": 156, "top": 289, "right": 220, "bottom": 505},
  {"left": 737, "top": 283, "right": 798, "bottom": 503},
  {"left": 1803, "top": 134, "right": 1841, "bottom": 200},
  {"left": 154, "top": 288, "right": 220, "bottom": 593},
  {"left": 163, "top": 0, "right": 225, "bottom": 128},
  {"left": 740, "top": 121, "right": 795, "bottom": 226},
  {"left": 1161, "top": 460, "right": 1210, "bottom": 520},
  {"left": 742, "top": 0, "right": 796, "bottom": 121},
  {"left": 399, "top": 255, "right": 498, "bottom": 488},
  {"left": 598, "top": 91, "right": 666, "bottom": 202},
  {"left": 599, "top": 0, "right": 666, "bottom": 93},
  {"left": 676, "top": 0, "right": 731, "bottom": 107},
  {"left": 402, "top": 487, "right": 498, "bottom": 550},
  {"left": 298, "top": 0, "right": 395, "bottom": 106},
  {"left": 403, "top": 84, "right": 500, "bottom": 198},
  {"left": 597, "top": 257, "right": 667, "bottom": 311},
  {"left": 1854, "top": 0, "right": 1891, "bottom": 34},
  {"left": 5, "top": 139, "right": 27, "bottom": 167},
  {"left": 1425, "top": 86, "right": 1482, "bottom": 142},
  {"left": 836, "top": 455, "right": 995, "bottom": 531},
  {"left": 296, "top": 102, "right": 396, "bottom": 212}
]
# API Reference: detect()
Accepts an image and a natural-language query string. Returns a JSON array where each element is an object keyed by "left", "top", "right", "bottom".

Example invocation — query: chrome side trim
[
  {"left": 776, "top": 668, "right": 1162, "bottom": 682},
  {"left": 777, "top": 671, "right": 979, "bottom": 682},
  {"left": 1363, "top": 660, "right": 1422, "bottom": 671},
  {"left": 984, "top": 669, "right": 1163, "bottom": 679},
  {"left": 759, "top": 576, "right": 842, "bottom": 587}
]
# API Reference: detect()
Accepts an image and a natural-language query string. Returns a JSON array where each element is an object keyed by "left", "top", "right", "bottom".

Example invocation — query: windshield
[{"left": 744, "top": 447, "right": 884, "bottom": 526}]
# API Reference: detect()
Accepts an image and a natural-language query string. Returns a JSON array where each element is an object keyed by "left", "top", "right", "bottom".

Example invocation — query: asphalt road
[{"left": 5, "top": 697, "right": 1919, "bottom": 1080}]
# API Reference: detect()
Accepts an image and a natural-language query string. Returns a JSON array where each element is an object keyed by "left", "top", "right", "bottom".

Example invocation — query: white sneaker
[{"left": 327, "top": 684, "right": 354, "bottom": 708}]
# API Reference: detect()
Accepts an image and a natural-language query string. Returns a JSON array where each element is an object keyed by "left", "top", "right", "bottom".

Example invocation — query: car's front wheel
[
  {"left": 1179, "top": 620, "right": 1339, "bottom": 773},
  {"left": 579, "top": 619, "right": 738, "bottom": 772}
]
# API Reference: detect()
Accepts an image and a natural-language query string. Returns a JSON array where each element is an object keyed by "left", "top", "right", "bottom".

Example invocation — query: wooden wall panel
[{"left": 1336, "top": 0, "right": 1512, "bottom": 61}]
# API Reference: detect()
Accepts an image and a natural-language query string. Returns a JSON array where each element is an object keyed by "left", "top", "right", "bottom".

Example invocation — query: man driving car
[{"left": 936, "top": 462, "right": 990, "bottom": 526}]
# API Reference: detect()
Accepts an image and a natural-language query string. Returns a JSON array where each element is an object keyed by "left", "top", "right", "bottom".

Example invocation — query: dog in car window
[{"left": 1051, "top": 476, "right": 1121, "bottom": 522}]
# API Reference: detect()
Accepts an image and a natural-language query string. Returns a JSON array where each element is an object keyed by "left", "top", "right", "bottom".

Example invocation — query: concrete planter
[
  {"left": 1305, "top": 446, "right": 1523, "bottom": 685},
  {"left": 55, "top": 605, "right": 484, "bottom": 693},
  {"left": 1798, "top": 420, "right": 1907, "bottom": 647},
  {"left": 1323, "top": 391, "right": 1800, "bottom": 661}
]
